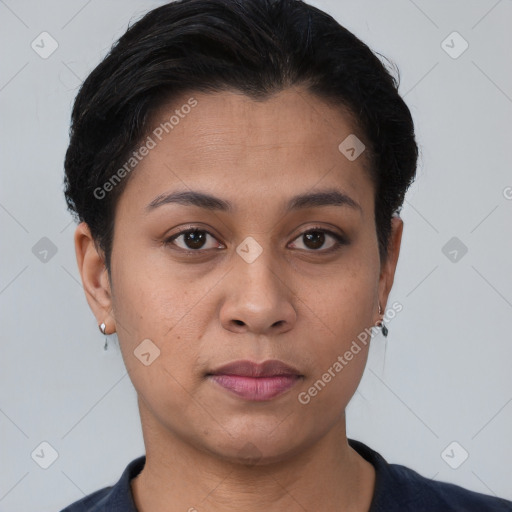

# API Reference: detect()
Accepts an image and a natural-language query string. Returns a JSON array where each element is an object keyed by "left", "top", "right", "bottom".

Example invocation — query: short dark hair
[{"left": 64, "top": 0, "right": 418, "bottom": 272}]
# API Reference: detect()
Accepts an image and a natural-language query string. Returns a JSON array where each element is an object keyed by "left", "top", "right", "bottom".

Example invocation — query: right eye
[{"left": 164, "top": 227, "right": 224, "bottom": 253}]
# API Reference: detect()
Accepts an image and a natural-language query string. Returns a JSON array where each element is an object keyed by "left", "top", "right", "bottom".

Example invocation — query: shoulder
[
  {"left": 59, "top": 487, "right": 112, "bottom": 512},
  {"left": 348, "top": 439, "right": 512, "bottom": 512},
  {"left": 384, "top": 461, "right": 512, "bottom": 511},
  {"left": 58, "top": 455, "right": 146, "bottom": 512}
]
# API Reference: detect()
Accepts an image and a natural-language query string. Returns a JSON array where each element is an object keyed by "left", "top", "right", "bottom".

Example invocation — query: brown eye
[
  {"left": 164, "top": 226, "right": 347, "bottom": 255},
  {"left": 165, "top": 228, "right": 222, "bottom": 251},
  {"left": 289, "top": 228, "right": 347, "bottom": 252},
  {"left": 303, "top": 231, "right": 326, "bottom": 250}
]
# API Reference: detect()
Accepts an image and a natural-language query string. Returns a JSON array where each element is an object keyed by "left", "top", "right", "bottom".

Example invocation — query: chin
[{"left": 198, "top": 425, "right": 310, "bottom": 467}]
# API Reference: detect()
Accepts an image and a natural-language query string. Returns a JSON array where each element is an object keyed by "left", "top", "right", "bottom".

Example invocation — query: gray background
[{"left": 1, "top": 0, "right": 511, "bottom": 510}]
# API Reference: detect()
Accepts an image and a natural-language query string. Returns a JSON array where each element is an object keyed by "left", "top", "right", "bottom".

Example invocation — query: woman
[{"left": 60, "top": 0, "right": 512, "bottom": 510}]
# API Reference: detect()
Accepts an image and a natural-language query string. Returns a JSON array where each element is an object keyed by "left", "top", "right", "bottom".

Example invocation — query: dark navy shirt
[{"left": 60, "top": 438, "right": 512, "bottom": 511}]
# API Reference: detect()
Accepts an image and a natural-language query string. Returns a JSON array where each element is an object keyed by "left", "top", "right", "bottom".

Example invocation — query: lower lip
[{"left": 208, "top": 374, "right": 301, "bottom": 401}]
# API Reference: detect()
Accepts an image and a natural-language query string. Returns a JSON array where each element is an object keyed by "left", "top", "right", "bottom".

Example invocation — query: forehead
[
  {"left": 147, "top": 88, "right": 363, "bottom": 160},
  {"left": 118, "top": 88, "right": 374, "bottom": 218}
]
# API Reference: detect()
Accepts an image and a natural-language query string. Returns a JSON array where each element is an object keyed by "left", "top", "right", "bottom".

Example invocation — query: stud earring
[{"left": 378, "top": 303, "right": 388, "bottom": 338}]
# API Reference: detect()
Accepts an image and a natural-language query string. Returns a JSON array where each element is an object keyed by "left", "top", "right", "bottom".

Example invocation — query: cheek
[
  {"left": 109, "top": 250, "right": 215, "bottom": 391},
  {"left": 297, "top": 255, "right": 378, "bottom": 341},
  {"left": 110, "top": 266, "right": 207, "bottom": 427},
  {"left": 292, "top": 254, "right": 378, "bottom": 402},
  {"left": 295, "top": 344, "right": 369, "bottom": 435},
  {"left": 294, "top": 279, "right": 375, "bottom": 420},
  {"left": 110, "top": 244, "right": 208, "bottom": 339}
]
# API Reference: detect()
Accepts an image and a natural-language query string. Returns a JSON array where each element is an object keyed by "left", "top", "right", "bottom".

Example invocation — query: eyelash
[{"left": 163, "top": 226, "right": 348, "bottom": 255}]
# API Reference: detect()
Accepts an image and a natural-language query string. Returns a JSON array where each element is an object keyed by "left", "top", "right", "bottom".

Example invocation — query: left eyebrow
[
  {"left": 285, "top": 188, "right": 362, "bottom": 215},
  {"left": 145, "top": 187, "right": 362, "bottom": 215}
]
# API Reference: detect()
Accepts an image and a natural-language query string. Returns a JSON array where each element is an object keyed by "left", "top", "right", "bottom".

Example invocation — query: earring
[
  {"left": 378, "top": 303, "right": 388, "bottom": 338},
  {"left": 99, "top": 322, "right": 108, "bottom": 350}
]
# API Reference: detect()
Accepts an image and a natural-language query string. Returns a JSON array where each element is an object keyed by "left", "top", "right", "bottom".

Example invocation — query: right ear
[{"left": 74, "top": 222, "right": 115, "bottom": 333}]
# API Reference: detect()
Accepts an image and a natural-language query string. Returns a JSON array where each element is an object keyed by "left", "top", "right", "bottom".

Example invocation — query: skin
[{"left": 75, "top": 87, "right": 403, "bottom": 512}]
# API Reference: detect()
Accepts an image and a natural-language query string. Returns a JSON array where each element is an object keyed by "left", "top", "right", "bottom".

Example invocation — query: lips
[
  {"left": 208, "top": 359, "right": 302, "bottom": 378},
  {"left": 206, "top": 359, "right": 303, "bottom": 401}
]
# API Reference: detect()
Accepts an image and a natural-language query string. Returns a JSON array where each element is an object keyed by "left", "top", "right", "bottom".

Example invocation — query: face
[{"left": 76, "top": 87, "right": 402, "bottom": 464}]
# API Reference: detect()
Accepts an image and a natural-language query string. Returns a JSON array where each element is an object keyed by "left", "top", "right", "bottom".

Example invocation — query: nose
[{"left": 219, "top": 244, "right": 297, "bottom": 336}]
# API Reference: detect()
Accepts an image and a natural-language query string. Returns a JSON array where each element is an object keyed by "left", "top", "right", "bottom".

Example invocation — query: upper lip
[{"left": 207, "top": 359, "right": 302, "bottom": 377}]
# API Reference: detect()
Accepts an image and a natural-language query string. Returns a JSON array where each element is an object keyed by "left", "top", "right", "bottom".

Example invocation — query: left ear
[{"left": 377, "top": 215, "right": 403, "bottom": 316}]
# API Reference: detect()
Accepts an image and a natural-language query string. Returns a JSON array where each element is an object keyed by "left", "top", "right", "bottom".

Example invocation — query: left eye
[{"left": 288, "top": 229, "right": 346, "bottom": 252}]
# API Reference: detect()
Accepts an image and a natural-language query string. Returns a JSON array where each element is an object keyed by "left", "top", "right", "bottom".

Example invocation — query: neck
[{"left": 131, "top": 402, "right": 375, "bottom": 512}]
